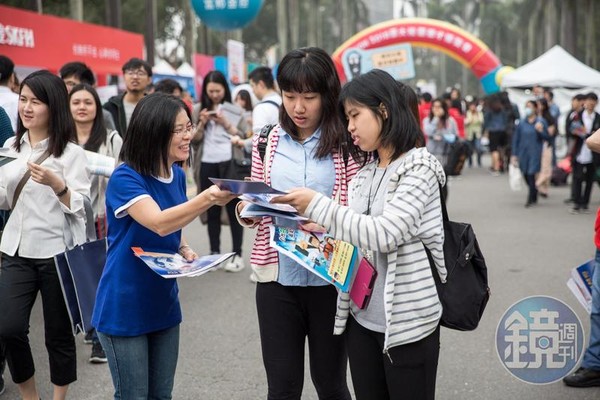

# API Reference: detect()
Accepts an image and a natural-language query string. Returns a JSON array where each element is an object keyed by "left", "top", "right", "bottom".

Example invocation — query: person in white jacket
[{"left": 273, "top": 69, "right": 447, "bottom": 400}]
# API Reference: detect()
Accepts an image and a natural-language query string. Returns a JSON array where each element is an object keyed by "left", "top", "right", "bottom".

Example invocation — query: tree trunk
[
  {"left": 69, "top": 0, "right": 83, "bottom": 20},
  {"left": 145, "top": 0, "right": 156, "bottom": 65},
  {"left": 544, "top": 0, "right": 558, "bottom": 50},
  {"left": 277, "top": 0, "right": 288, "bottom": 59},
  {"left": 289, "top": 0, "right": 300, "bottom": 50},
  {"left": 307, "top": 0, "right": 319, "bottom": 47},
  {"left": 183, "top": 0, "right": 196, "bottom": 62},
  {"left": 559, "top": 0, "right": 577, "bottom": 56},
  {"left": 585, "top": 0, "right": 595, "bottom": 66}
]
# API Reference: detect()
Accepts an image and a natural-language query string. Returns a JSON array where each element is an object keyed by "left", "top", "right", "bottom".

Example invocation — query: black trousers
[
  {"left": 256, "top": 282, "right": 351, "bottom": 400},
  {"left": 199, "top": 161, "right": 243, "bottom": 255},
  {"left": 0, "top": 253, "right": 76, "bottom": 385},
  {"left": 524, "top": 173, "right": 538, "bottom": 205},
  {"left": 571, "top": 161, "right": 595, "bottom": 209},
  {"left": 346, "top": 316, "right": 440, "bottom": 400}
]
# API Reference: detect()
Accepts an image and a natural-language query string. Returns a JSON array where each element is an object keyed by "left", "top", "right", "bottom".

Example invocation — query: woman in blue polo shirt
[{"left": 92, "top": 93, "right": 236, "bottom": 399}]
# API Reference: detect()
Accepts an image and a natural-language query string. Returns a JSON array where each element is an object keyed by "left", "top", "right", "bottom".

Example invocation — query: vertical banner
[
  {"left": 193, "top": 53, "right": 215, "bottom": 101},
  {"left": 227, "top": 39, "right": 245, "bottom": 85}
]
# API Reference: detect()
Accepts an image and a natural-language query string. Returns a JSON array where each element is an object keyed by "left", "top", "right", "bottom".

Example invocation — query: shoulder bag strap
[{"left": 11, "top": 150, "right": 51, "bottom": 210}]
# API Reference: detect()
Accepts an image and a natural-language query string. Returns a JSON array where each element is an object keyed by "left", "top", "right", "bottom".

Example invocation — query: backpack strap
[
  {"left": 260, "top": 100, "right": 280, "bottom": 109},
  {"left": 257, "top": 124, "right": 276, "bottom": 163}
]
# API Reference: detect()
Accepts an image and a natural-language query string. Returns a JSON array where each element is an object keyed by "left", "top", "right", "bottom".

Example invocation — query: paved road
[{"left": 4, "top": 157, "right": 600, "bottom": 399}]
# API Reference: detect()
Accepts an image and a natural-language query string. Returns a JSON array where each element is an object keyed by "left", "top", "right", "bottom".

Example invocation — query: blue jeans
[
  {"left": 98, "top": 325, "right": 180, "bottom": 400},
  {"left": 582, "top": 249, "right": 600, "bottom": 370}
]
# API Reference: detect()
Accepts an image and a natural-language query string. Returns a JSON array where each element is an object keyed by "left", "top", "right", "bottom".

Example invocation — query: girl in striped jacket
[
  {"left": 273, "top": 69, "right": 448, "bottom": 400},
  {"left": 235, "top": 47, "right": 361, "bottom": 400}
]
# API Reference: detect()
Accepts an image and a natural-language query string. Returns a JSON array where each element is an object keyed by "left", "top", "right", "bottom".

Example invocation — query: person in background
[
  {"left": 234, "top": 47, "right": 358, "bottom": 400},
  {"left": 511, "top": 100, "right": 549, "bottom": 208},
  {"left": 0, "top": 56, "right": 19, "bottom": 132},
  {"left": 418, "top": 92, "right": 433, "bottom": 130},
  {"left": 0, "top": 105, "right": 12, "bottom": 397},
  {"left": 232, "top": 89, "right": 254, "bottom": 149},
  {"left": 563, "top": 127, "right": 600, "bottom": 388},
  {"left": 103, "top": 58, "right": 152, "bottom": 137},
  {"left": 535, "top": 98, "right": 557, "bottom": 198},
  {"left": 92, "top": 93, "right": 236, "bottom": 399},
  {"left": 483, "top": 94, "right": 509, "bottom": 175},
  {"left": 69, "top": 83, "right": 122, "bottom": 364},
  {"left": 59, "top": 61, "right": 117, "bottom": 132},
  {"left": 194, "top": 71, "right": 248, "bottom": 273},
  {"left": 272, "top": 69, "right": 446, "bottom": 400},
  {"left": 423, "top": 98, "right": 458, "bottom": 166},
  {"left": 465, "top": 100, "right": 484, "bottom": 167},
  {"left": 0, "top": 70, "right": 91, "bottom": 400},
  {"left": 248, "top": 66, "right": 282, "bottom": 135},
  {"left": 569, "top": 92, "right": 600, "bottom": 214},
  {"left": 154, "top": 78, "right": 184, "bottom": 98},
  {"left": 564, "top": 93, "right": 586, "bottom": 204}
]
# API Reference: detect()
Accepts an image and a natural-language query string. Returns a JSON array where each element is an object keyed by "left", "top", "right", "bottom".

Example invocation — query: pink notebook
[{"left": 350, "top": 258, "right": 377, "bottom": 309}]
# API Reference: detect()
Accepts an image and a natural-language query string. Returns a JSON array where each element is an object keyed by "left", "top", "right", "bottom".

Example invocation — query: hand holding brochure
[
  {"left": 217, "top": 101, "right": 244, "bottom": 128},
  {"left": 567, "top": 259, "right": 595, "bottom": 313},
  {"left": 269, "top": 226, "right": 358, "bottom": 292},
  {"left": 132, "top": 247, "right": 235, "bottom": 278}
]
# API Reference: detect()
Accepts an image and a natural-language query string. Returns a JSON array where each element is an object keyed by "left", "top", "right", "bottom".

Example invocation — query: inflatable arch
[{"left": 332, "top": 18, "right": 509, "bottom": 94}]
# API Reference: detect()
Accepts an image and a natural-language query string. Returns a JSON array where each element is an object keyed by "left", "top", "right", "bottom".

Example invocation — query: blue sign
[
  {"left": 496, "top": 296, "right": 584, "bottom": 384},
  {"left": 153, "top": 74, "right": 195, "bottom": 98},
  {"left": 341, "top": 44, "right": 415, "bottom": 81},
  {"left": 191, "top": 0, "right": 264, "bottom": 31}
]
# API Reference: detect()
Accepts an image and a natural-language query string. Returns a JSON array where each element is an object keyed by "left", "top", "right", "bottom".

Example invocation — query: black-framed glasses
[{"left": 124, "top": 69, "right": 148, "bottom": 77}]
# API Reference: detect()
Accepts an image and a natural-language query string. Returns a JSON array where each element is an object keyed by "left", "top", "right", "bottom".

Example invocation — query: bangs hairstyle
[
  {"left": 69, "top": 83, "right": 107, "bottom": 152},
  {"left": 13, "top": 70, "right": 75, "bottom": 157},
  {"left": 277, "top": 47, "right": 346, "bottom": 159},
  {"left": 120, "top": 93, "right": 191, "bottom": 176},
  {"left": 339, "top": 69, "right": 420, "bottom": 162},
  {"left": 200, "top": 70, "right": 231, "bottom": 110}
]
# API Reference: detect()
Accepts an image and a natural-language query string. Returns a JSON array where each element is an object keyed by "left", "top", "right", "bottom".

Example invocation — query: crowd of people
[{"left": 0, "top": 45, "right": 599, "bottom": 400}]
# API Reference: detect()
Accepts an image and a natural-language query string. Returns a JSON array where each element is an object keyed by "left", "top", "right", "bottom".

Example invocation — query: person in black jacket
[
  {"left": 103, "top": 58, "right": 152, "bottom": 137},
  {"left": 568, "top": 92, "right": 600, "bottom": 214}
]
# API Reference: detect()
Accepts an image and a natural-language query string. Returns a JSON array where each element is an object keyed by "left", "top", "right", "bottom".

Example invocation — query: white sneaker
[{"left": 224, "top": 255, "right": 245, "bottom": 272}]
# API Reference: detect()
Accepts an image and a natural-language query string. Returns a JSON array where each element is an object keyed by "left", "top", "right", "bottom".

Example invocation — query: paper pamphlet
[
  {"left": 132, "top": 247, "right": 235, "bottom": 278},
  {"left": 85, "top": 150, "right": 116, "bottom": 177},
  {"left": 0, "top": 148, "right": 17, "bottom": 167},
  {"left": 567, "top": 259, "right": 595, "bottom": 313},
  {"left": 218, "top": 102, "right": 244, "bottom": 128},
  {"left": 209, "top": 178, "right": 285, "bottom": 195},
  {"left": 269, "top": 225, "right": 358, "bottom": 292},
  {"left": 239, "top": 193, "right": 297, "bottom": 214},
  {"left": 240, "top": 203, "right": 308, "bottom": 221}
]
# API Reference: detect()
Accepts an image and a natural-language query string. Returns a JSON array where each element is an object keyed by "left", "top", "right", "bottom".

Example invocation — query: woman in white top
[
  {"left": 0, "top": 70, "right": 90, "bottom": 400},
  {"left": 273, "top": 70, "right": 446, "bottom": 400},
  {"left": 70, "top": 83, "right": 122, "bottom": 239}
]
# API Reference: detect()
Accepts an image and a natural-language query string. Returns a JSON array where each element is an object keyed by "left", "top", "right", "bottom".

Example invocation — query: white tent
[
  {"left": 176, "top": 62, "right": 195, "bottom": 77},
  {"left": 502, "top": 45, "right": 600, "bottom": 88},
  {"left": 152, "top": 59, "right": 178, "bottom": 75}
]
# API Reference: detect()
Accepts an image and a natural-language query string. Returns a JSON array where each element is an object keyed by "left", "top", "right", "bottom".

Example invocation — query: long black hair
[
  {"left": 69, "top": 83, "right": 107, "bottom": 152},
  {"left": 277, "top": 47, "right": 347, "bottom": 159},
  {"left": 13, "top": 70, "right": 74, "bottom": 157},
  {"left": 200, "top": 70, "right": 231, "bottom": 110},
  {"left": 120, "top": 93, "right": 190, "bottom": 176},
  {"left": 339, "top": 69, "right": 421, "bottom": 163}
]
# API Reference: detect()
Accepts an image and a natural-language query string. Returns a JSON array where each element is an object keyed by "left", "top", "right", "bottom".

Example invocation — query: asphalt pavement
[{"left": 3, "top": 156, "right": 600, "bottom": 399}]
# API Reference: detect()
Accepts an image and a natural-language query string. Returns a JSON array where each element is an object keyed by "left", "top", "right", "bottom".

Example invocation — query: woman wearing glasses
[{"left": 92, "top": 93, "right": 237, "bottom": 399}]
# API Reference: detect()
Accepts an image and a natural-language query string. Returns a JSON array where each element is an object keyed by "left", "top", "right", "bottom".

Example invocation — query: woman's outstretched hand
[
  {"left": 270, "top": 188, "right": 318, "bottom": 215},
  {"left": 204, "top": 185, "right": 238, "bottom": 206}
]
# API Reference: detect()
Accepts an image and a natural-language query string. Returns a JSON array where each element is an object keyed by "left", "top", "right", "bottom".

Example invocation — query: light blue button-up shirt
[{"left": 271, "top": 128, "right": 335, "bottom": 286}]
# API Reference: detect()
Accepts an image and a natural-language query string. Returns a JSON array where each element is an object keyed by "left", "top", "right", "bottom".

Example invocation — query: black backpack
[{"left": 425, "top": 185, "right": 490, "bottom": 331}]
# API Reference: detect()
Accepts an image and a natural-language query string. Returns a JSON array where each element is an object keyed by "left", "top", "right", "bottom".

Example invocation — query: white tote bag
[{"left": 508, "top": 164, "right": 522, "bottom": 192}]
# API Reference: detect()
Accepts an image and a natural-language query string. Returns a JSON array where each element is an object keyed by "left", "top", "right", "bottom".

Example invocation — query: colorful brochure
[
  {"left": 132, "top": 247, "right": 235, "bottom": 279},
  {"left": 240, "top": 203, "right": 308, "bottom": 221},
  {"left": 567, "top": 259, "right": 595, "bottom": 313},
  {"left": 269, "top": 225, "right": 358, "bottom": 292}
]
